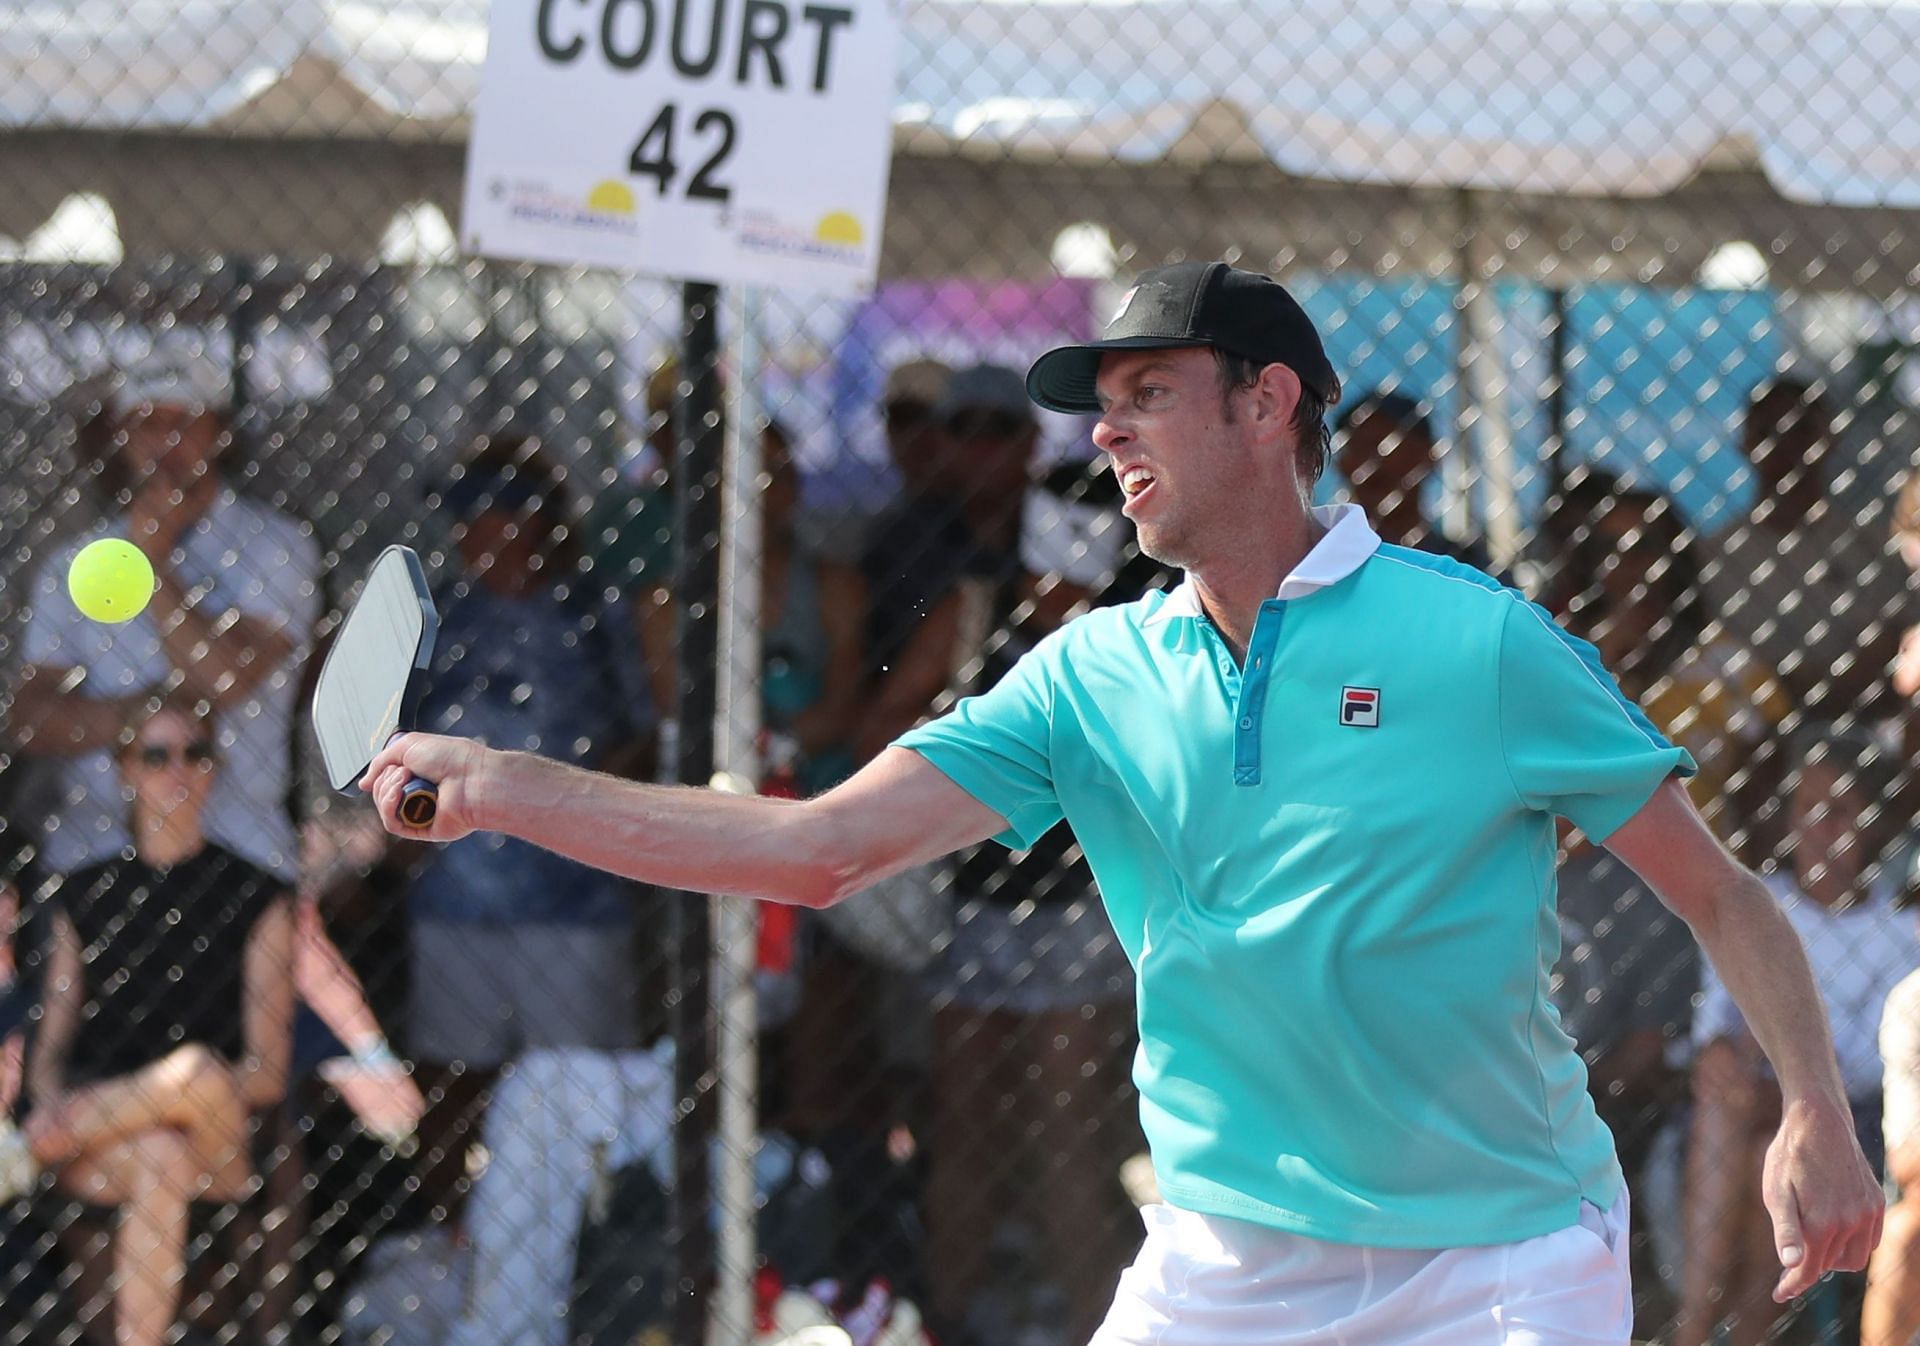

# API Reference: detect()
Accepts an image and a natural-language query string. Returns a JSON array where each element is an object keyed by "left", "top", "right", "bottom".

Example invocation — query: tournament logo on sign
[{"left": 1340, "top": 686, "right": 1379, "bottom": 727}]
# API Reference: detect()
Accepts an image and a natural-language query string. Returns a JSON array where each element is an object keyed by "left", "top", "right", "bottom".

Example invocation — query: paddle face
[{"left": 311, "top": 545, "right": 440, "bottom": 822}]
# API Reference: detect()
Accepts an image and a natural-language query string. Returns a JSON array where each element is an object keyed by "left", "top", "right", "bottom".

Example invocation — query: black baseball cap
[{"left": 1027, "top": 261, "right": 1341, "bottom": 415}]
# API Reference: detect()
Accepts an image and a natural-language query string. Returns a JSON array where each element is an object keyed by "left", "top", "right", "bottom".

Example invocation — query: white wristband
[{"left": 352, "top": 1038, "right": 402, "bottom": 1071}]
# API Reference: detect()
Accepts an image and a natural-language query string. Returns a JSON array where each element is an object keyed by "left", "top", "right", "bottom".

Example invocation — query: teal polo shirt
[{"left": 897, "top": 504, "right": 1695, "bottom": 1248}]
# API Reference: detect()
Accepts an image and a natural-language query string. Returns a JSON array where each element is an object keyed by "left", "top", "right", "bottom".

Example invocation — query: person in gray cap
[
  {"left": 358, "top": 262, "right": 1882, "bottom": 1344},
  {"left": 852, "top": 362, "right": 1037, "bottom": 762},
  {"left": 774, "top": 363, "right": 1043, "bottom": 1223},
  {"left": 880, "top": 356, "right": 955, "bottom": 495}
]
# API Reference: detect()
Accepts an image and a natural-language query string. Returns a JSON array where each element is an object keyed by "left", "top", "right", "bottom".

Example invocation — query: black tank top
[{"left": 56, "top": 845, "right": 282, "bottom": 1081}]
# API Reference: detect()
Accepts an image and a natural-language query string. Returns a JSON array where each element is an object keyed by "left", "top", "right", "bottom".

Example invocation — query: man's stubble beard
[{"left": 1132, "top": 510, "right": 1201, "bottom": 570}]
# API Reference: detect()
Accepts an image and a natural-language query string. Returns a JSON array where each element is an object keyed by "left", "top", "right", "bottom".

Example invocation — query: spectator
[
  {"left": 262, "top": 734, "right": 429, "bottom": 1317},
  {"left": 1535, "top": 463, "right": 1622, "bottom": 616},
  {"left": 1560, "top": 479, "right": 1790, "bottom": 860},
  {"left": 297, "top": 892, "right": 426, "bottom": 1150},
  {"left": 0, "top": 832, "right": 54, "bottom": 1327},
  {"left": 854, "top": 364, "right": 1034, "bottom": 762},
  {"left": 877, "top": 358, "right": 956, "bottom": 501},
  {"left": 758, "top": 419, "right": 868, "bottom": 787},
  {"left": 0, "top": 828, "right": 45, "bottom": 1113},
  {"left": 1887, "top": 468, "right": 1920, "bottom": 840},
  {"left": 1555, "top": 845, "right": 1699, "bottom": 1331},
  {"left": 293, "top": 682, "right": 426, "bottom": 1139},
  {"left": 1893, "top": 465, "right": 1920, "bottom": 578},
  {"left": 776, "top": 365, "right": 1035, "bottom": 1272},
  {"left": 635, "top": 418, "right": 867, "bottom": 1031},
  {"left": 1550, "top": 483, "right": 1786, "bottom": 1328},
  {"left": 642, "top": 419, "right": 866, "bottom": 791},
  {"left": 7, "top": 346, "right": 321, "bottom": 882},
  {"left": 1867, "top": 847, "right": 1920, "bottom": 1346},
  {"left": 1704, "top": 377, "right": 1910, "bottom": 724},
  {"left": 1674, "top": 729, "right": 1918, "bottom": 1346},
  {"left": 799, "top": 357, "right": 953, "bottom": 567},
  {"left": 584, "top": 357, "right": 685, "bottom": 714},
  {"left": 924, "top": 461, "right": 1141, "bottom": 1346},
  {"left": 1334, "top": 389, "right": 1492, "bottom": 568},
  {"left": 405, "top": 437, "right": 656, "bottom": 1211},
  {"left": 0, "top": 703, "right": 296, "bottom": 1346},
  {"left": 439, "top": 1043, "right": 676, "bottom": 1346}
]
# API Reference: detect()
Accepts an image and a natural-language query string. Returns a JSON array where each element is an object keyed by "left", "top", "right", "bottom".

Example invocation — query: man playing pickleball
[{"left": 364, "top": 262, "right": 1882, "bottom": 1343}]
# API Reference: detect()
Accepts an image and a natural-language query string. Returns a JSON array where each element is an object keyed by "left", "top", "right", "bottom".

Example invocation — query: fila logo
[{"left": 1340, "top": 686, "right": 1380, "bottom": 728}]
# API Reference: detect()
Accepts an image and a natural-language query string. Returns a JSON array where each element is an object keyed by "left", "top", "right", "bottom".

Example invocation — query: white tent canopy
[
  {"left": 894, "top": 0, "right": 1920, "bottom": 207},
  {"left": 8, "top": 0, "right": 1920, "bottom": 201},
  {"left": 1, "top": 0, "right": 1918, "bottom": 281}
]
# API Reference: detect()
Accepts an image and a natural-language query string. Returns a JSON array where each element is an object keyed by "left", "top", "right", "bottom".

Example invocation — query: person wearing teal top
[
  {"left": 901, "top": 499, "right": 1685, "bottom": 1249},
  {"left": 359, "top": 262, "right": 1884, "bottom": 1345}
]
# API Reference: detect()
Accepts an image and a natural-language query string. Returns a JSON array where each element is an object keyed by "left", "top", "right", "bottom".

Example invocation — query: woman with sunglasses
[{"left": 0, "top": 703, "right": 295, "bottom": 1346}]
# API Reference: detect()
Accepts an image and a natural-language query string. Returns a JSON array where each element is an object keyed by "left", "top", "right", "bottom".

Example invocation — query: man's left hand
[{"left": 1765, "top": 1094, "right": 1885, "bottom": 1301}]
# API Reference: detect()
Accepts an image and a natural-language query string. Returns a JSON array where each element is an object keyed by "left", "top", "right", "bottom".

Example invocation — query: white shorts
[{"left": 1090, "top": 1191, "right": 1632, "bottom": 1346}]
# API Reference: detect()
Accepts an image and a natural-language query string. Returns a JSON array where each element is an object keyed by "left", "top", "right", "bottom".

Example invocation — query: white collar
[{"left": 1143, "top": 503, "right": 1381, "bottom": 627}]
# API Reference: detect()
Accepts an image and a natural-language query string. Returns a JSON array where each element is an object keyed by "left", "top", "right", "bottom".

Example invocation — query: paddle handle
[{"left": 398, "top": 777, "right": 439, "bottom": 829}]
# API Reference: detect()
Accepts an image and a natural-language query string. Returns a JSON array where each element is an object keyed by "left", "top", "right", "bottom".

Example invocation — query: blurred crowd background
[{"left": 8, "top": 3, "right": 1920, "bottom": 1345}]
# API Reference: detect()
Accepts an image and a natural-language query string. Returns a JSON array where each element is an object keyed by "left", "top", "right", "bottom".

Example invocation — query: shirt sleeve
[
  {"left": 1498, "top": 599, "right": 1697, "bottom": 842},
  {"left": 893, "top": 632, "right": 1065, "bottom": 852},
  {"left": 1883, "top": 972, "right": 1920, "bottom": 1159}
]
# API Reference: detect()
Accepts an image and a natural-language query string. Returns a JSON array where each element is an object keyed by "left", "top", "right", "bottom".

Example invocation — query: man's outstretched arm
[
  {"left": 1607, "top": 777, "right": 1883, "bottom": 1303},
  {"left": 360, "top": 735, "right": 1005, "bottom": 910}
]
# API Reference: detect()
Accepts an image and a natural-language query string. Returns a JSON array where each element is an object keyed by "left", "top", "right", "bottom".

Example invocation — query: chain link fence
[{"left": 3, "top": 3, "right": 1920, "bottom": 1345}]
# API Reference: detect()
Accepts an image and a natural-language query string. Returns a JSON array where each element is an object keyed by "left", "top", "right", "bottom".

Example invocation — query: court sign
[{"left": 463, "top": 0, "right": 900, "bottom": 296}]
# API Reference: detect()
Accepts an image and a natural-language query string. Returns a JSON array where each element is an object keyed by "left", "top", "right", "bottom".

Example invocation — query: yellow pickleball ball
[{"left": 68, "top": 539, "right": 155, "bottom": 624}]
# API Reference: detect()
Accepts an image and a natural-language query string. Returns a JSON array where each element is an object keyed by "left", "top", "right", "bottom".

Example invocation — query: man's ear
[{"left": 1253, "top": 362, "right": 1304, "bottom": 431}]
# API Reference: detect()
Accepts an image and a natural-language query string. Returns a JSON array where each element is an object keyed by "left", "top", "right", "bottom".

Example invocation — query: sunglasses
[
  {"left": 133, "top": 741, "right": 215, "bottom": 769},
  {"left": 884, "top": 399, "right": 934, "bottom": 430},
  {"left": 946, "top": 410, "right": 1030, "bottom": 441}
]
